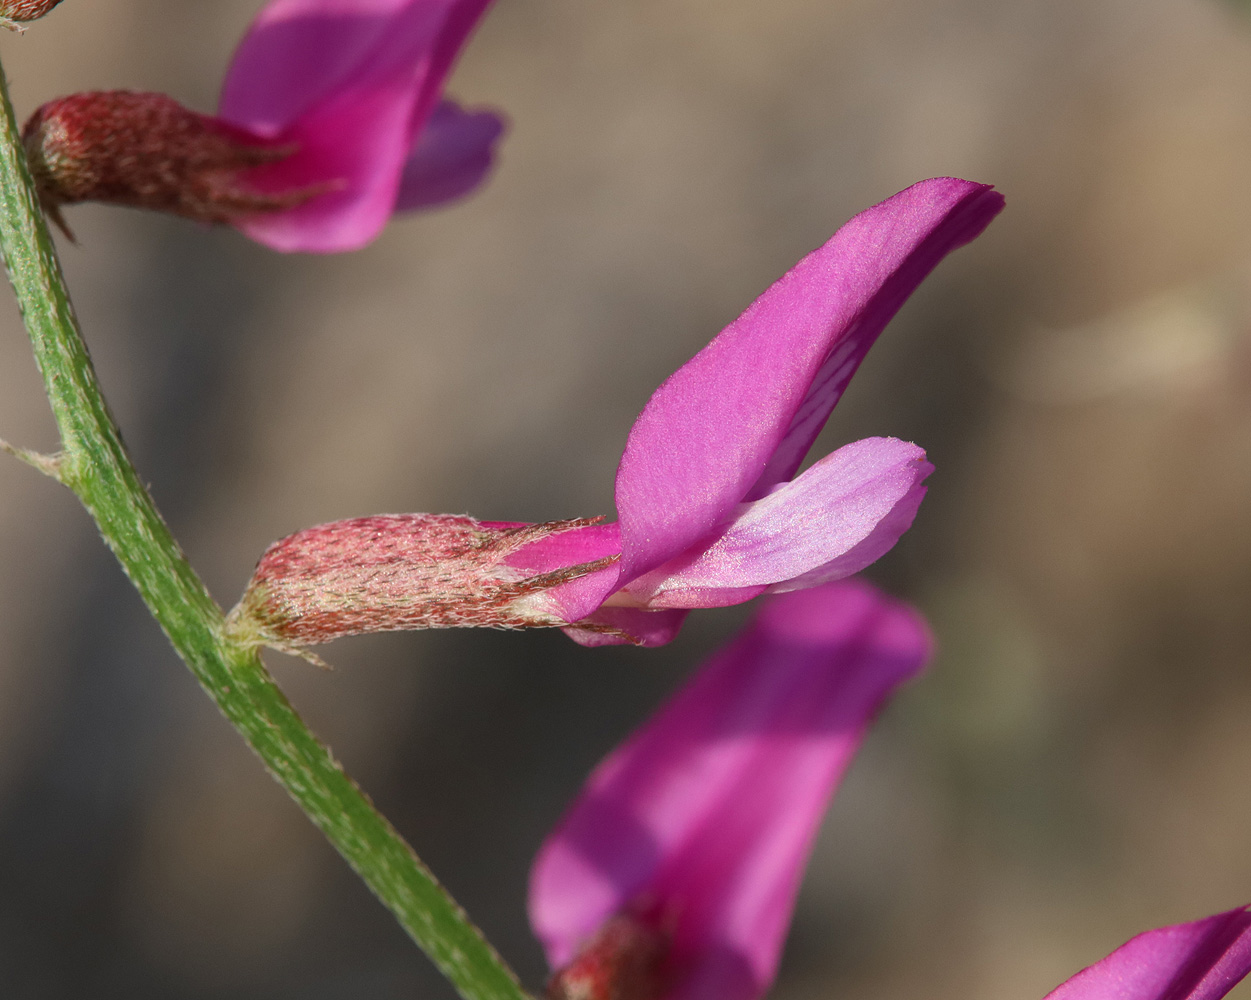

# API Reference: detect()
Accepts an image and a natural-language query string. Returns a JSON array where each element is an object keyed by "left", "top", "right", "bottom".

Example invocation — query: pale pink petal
[
  {"left": 767, "top": 476, "right": 928, "bottom": 594},
  {"left": 220, "top": 0, "right": 493, "bottom": 251},
  {"left": 1044, "top": 907, "right": 1251, "bottom": 1000},
  {"left": 529, "top": 579, "right": 931, "bottom": 1000},
  {"left": 611, "top": 179, "right": 1003, "bottom": 584},
  {"left": 622, "top": 438, "right": 931, "bottom": 609},
  {"left": 394, "top": 99, "right": 504, "bottom": 211}
]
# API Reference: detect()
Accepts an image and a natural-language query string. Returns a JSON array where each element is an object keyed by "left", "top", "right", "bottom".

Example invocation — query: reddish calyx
[
  {"left": 227, "top": 513, "right": 617, "bottom": 652},
  {"left": 547, "top": 914, "right": 668, "bottom": 1000},
  {"left": 21, "top": 91, "right": 325, "bottom": 236},
  {"left": 2, "top": 0, "right": 65, "bottom": 28}
]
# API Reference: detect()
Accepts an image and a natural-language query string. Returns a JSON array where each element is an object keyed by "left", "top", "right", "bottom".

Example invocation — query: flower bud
[
  {"left": 227, "top": 514, "right": 617, "bottom": 651},
  {"left": 21, "top": 91, "right": 324, "bottom": 235},
  {"left": 2, "top": 0, "right": 64, "bottom": 29},
  {"left": 546, "top": 915, "right": 667, "bottom": 1000}
]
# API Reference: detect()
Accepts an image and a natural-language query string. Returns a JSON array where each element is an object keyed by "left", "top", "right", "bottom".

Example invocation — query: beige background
[{"left": 1, "top": 0, "right": 1251, "bottom": 995}]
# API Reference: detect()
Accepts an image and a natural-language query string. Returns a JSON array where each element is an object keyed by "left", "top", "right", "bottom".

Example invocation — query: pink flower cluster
[{"left": 13, "top": 2, "right": 1241, "bottom": 996}]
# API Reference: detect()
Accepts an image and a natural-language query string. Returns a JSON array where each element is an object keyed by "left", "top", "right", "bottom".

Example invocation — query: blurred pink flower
[
  {"left": 1044, "top": 907, "right": 1251, "bottom": 1000},
  {"left": 527, "top": 578, "right": 1251, "bottom": 1000},
  {"left": 218, "top": 0, "right": 503, "bottom": 251},
  {"left": 529, "top": 579, "right": 932, "bottom": 1000},
  {"left": 23, "top": 0, "right": 501, "bottom": 249}
]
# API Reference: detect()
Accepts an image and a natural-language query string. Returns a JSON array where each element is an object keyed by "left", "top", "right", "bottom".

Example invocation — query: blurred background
[{"left": 2, "top": 0, "right": 1251, "bottom": 995}]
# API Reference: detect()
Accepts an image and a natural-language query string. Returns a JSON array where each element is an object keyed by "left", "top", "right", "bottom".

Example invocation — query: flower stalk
[{"left": 0, "top": 59, "right": 529, "bottom": 1000}]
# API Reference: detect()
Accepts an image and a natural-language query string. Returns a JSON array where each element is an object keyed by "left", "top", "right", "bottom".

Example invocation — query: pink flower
[
  {"left": 230, "top": 178, "right": 1001, "bottom": 650},
  {"left": 527, "top": 579, "right": 1251, "bottom": 1000},
  {"left": 510, "top": 177, "right": 1003, "bottom": 646},
  {"left": 1044, "top": 907, "right": 1251, "bottom": 1000},
  {"left": 529, "top": 579, "right": 932, "bottom": 1000},
  {"left": 218, "top": 0, "right": 503, "bottom": 251},
  {"left": 22, "top": 0, "right": 503, "bottom": 251}
]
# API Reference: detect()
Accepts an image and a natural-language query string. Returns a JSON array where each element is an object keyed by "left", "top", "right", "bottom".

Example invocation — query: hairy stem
[{"left": 0, "top": 62, "right": 530, "bottom": 1000}]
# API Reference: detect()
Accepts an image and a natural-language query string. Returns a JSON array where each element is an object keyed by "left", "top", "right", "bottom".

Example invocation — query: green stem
[{"left": 0, "top": 63, "right": 530, "bottom": 1000}]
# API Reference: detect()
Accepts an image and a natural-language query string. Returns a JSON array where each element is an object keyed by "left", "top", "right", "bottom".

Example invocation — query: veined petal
[
  {"left": 220, "top": 0, "right": 493, "bottom": 251},
  {"left": 767, "top": 470, "right": 928, "bottom": 594},
  {"left": 529, "top": 580, "right": 931, "bottom": 1000},
  {"left": 394, "top": 99, "right": 505, "bottom": 211},
  {"left": 749, "top": 179, "right": 1003, "bottom": 496},
  {"left": 613, "top": 178, "right": 1003, "bottom": 582},
  {"left": 624, "top": 438, "right": 931, "bottom": 609},
  {"left": 1044, "top": 907, "right": 1251, "bottom": 1000}
]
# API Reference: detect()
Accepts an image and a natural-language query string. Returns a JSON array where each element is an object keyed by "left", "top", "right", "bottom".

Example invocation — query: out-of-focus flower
[
  {"left": 230, "top": 177, "right": 1002, "bottom": 650},
  {"left": 23, "top": 92, "right": 313, "bottom": 239},
  {"left": 1044, "top": 906, "right": 1251, "bottom": 1000},
  {"left": 1, "top": 0, "right": 63, "bottom": 30},
  {"left": 525, "top": 579, "right": 1251, "bottom": 1000},
  {"left": 23, "top": 0, "right": 503, "bottom": 251},
  {"left": 529, "top": 579, "right": 932, "bottom": 1000},
  {"left": 218, "top": 0, "right": 503, "bottom": 251}
]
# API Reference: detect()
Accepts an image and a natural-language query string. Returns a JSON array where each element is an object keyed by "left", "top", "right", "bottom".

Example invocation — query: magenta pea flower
[
  {"left": 528, "top": 578, "right": 932, "bottom": 1000},
  {"left": 512, "top": 179, "right": 1003, "bottom": 647},
  {"left": 1044, "top": 906, "right": 1251, "bottom": 1000},
  {"left": 22, "top": 0, "right": 503, "bottom": 251},
  {"left": 229, "top": 177, "right": 1003, "bottom": 650}
]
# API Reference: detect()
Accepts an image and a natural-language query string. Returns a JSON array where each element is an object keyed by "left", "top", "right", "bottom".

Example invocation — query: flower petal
[
  {"left": 498, "top": 520, "right": 692, "bottom": 646},
  {"left": 230, "top": 82, "right": 419, "bottom": 251},
  {"left": 529, "top": 579, "right": 931, "bottom": 1000},
  {"left": 497, "top": 518, "right": 634, "bottom": 629},
  {"left": 561, "top": 607, "right": 692, "bottom": 649},
  {"left": 220, "top": 0, "right": 493, "bottom": 251},
  {"left": 394, "top": 99, "right": 505, "bottom": 211},
  {"left": 767, "top": 470, "right": 928, "bottom": 594},
  {"left": 612, "top": 178, "right": 1003, "bottom": 583},
  {"left": 1044, "top": 907, "right": 1251, "bottom": 1000},
  {"left": 623, "top": 437, "right": 931, "bottom": 608}
]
